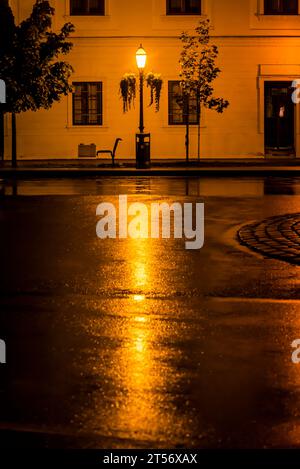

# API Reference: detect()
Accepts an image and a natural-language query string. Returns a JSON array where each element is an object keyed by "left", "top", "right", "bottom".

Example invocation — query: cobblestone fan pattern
[{"left": 238, "top": 213, "right": 300, "bottom": 265}]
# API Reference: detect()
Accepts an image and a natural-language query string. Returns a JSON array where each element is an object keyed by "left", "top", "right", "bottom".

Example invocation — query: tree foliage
[
  {"left": 0, "top": 0, "right": 74, "bottom": 164},
  {"left": 0, "top": 0, "right": 16, "bottom": 113},
  {"left": 0, "top": 0, "right": 75, "bottom": 115},
  {"left": 179, "top": 19, "right": 229, "bottom": 161},
  {"left": 180, "top": 19, "right": 229, "bottom": 112},
  {"left": 0, "top": 0, "right": 15, "bottom": 53}
]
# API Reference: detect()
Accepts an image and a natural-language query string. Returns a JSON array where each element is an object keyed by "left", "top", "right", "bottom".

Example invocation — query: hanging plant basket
[
  {"left": 120, "top": 73, "right": 137, "bottom": 113},
  {"left": 146, "top": 73, "right": 163, "bottom": 112}
]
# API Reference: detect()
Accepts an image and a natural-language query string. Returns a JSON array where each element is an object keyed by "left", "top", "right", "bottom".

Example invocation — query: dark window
[
  {"left": 73, "top": 82, "right": 103, "bottom": 126},
  {"left": 264, "top": 0, "right": 298, "bottom": 14},
  {"left": 168, "top": 81, "right": 199, "bottom": 125},
  {"left": 70, "top": 0, "right": 105, "bottom": 16},
  {"left": 167, "top": 0, "right": 201, "bottom": 15}
]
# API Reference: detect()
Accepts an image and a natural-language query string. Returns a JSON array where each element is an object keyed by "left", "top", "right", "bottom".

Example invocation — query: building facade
[{"left": 5, "top": 0, "right": 300, "bottom": 160}]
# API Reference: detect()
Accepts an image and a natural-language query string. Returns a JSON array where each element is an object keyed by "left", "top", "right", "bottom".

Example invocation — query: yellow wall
[{"left": 5, "top": 0, "right": 300, "bottom": 159}]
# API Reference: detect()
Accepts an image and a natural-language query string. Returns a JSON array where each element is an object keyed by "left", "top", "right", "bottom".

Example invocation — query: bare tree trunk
[
  {"left": 197, "top": 124, "right": 200, "bottom": 161},
  {"left": 197, "top": 99, "right": 201, "bottom": 161},
  {"left": 185, "top": 123, "right": 190, "bottom": 163},
  {"left": 12, "top": 112, "right": 17, "bottom": 168},
  {"left": 185, "top": 95, "right": 190, "bottom": 163}
]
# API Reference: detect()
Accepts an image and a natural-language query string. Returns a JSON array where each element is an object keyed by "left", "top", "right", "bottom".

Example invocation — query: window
[
  {"left": 167, "top": 0, "right": 201, "bottom": 15},
  {"left": 73, "top": 82, "right": 103, "bottom": 126},
  {"left": 70, "top": 0, "right": 105, "bottom": 16},
  {"left": 264, "top": 0, "right": 298, "bottom": 15},
  {"left": 168, "top": 81, "right": 199, "bottom": 125}
]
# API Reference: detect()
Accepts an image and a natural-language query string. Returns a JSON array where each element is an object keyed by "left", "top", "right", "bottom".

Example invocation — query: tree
[
  {"left": 0, "top": 0, "right": 75, "bottom": 167},
  {"left": 0, "top": 0, "right": 16, "bottom": 161},
  {"left": 179, "top": 19, "right": 229, "bottom": 162}
]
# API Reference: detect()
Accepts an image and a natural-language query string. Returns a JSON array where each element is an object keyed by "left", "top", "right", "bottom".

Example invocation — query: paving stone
[{"left": 238, "top": 213, "right": 300, "bottom": 265}]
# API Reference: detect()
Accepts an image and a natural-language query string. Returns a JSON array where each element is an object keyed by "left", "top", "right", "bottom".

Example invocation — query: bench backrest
[{"left": 113, "top": 138, "right": 122, "bottom": 156}]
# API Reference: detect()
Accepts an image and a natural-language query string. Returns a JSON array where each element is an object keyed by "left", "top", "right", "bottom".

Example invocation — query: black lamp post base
[{"left": 136, "top": 133, "right": 151, "bottom": 169}]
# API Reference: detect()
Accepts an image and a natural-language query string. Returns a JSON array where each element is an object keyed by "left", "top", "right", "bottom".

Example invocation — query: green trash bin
[{"left": 136, "top": 133, "right": 151, "bottom": 169}]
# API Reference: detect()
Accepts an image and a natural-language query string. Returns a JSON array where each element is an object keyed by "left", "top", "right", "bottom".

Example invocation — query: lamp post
[
  {"left": 136, "top": 45, "right": 146, "bottom": 133},
  {"left": 135, "top": 45, "right": 151, "bottom": 168}
]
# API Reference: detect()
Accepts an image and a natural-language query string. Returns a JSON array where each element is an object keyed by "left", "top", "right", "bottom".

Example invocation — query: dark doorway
[{"left": 264, "top": 81, "right": 295, "bottom": 156}]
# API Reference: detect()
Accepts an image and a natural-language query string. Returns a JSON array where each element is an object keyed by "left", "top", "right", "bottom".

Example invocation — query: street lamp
[
  {"left": 136, "top": 45, "right": 147, "bottom": 71},
  {"left": 135, "top": 45, "right": 151, "bottom": 168},
  {"left": 136, "top": 45, "right": 146, "bottom": 134}
]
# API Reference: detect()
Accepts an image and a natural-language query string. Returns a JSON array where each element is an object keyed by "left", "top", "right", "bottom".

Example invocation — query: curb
[{"left": 2, "top": 166, "right": 300, "bottom": 178}]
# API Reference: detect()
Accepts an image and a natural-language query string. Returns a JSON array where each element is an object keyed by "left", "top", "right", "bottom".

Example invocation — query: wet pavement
[{"left": 1, "top": 176, "right": 300, "bottom": 449}]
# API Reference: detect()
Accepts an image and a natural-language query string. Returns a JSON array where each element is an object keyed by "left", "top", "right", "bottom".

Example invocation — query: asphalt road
[{"left": 1, "top": 176, "right": 300, "bottom": 449}]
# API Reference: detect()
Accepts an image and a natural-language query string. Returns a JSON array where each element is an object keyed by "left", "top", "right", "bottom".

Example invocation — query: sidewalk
[{"left": 2, "top": 157, "right": 300, "bottom": 177}]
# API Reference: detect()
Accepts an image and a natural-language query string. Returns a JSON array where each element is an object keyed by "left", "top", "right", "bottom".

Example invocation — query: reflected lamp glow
[
  {"left": 133, "top": 294, "right": 145, "bottom": 302},
  {"left": 136, "top": 45, "right": 147, "bottom": 70}
]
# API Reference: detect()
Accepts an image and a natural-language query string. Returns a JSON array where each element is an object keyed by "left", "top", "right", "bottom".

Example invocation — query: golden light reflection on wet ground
[
  {"left": 79, "top": 217, "right": 198, "bottom": 447},
  {"left": 67, "top": 192, "right": 300, "bottom": 447},
  {"left": 4, "top": 178, "right": 300, "bottom": 448}
]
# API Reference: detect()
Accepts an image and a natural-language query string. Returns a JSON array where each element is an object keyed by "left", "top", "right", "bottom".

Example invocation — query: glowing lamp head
[{"left": 136, "top": 45, "right": 147, "bottom": 70}]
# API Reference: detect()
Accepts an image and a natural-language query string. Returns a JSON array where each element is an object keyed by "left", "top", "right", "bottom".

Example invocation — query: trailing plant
[
  {"left": 120, "top": 72, "right": 163, "bottom": 113},
  {"left": 146, "top": 72, "right": 163, "bottom": 112},
  {"left": 120, "top": 73, "right": 136, "bottom": 112}
]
